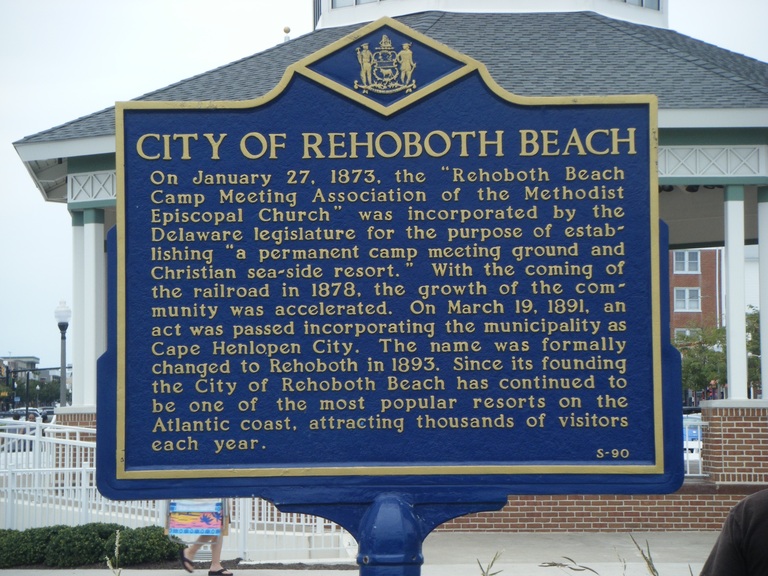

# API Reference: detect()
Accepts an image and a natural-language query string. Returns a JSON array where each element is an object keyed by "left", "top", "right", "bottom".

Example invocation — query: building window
[
  {"left": 675, "top": 328, "right": 702, "bottom": 342},
  {"left": 623, "top": 0, "right": 660, "bottom": 8},
  {"left": 674, "top": 250, "right": 700, "bottom": 274},
  {"left": 675, "top": 288, "right": 701, "bottom": 312},
  {"left": 332, "top": 0, "right": 379, "bottom": 6}
]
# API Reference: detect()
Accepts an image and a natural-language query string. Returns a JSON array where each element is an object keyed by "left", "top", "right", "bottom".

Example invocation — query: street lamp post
[
  {"left": 25, "top": 371, "right": 30, "bottom": 419},
  {"left": 54, "top": 301, "right": 71, "bottom": 407}
]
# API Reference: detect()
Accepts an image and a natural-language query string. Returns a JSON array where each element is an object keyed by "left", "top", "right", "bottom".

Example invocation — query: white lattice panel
[
  {"left": 659, "top": 146, "right": 767, "bottom": 178},
  {"left": 68, "top": 171, "right": 116, "bottom": 204}
]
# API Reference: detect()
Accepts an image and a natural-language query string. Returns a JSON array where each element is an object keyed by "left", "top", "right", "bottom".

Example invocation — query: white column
[
  {"left": 79, "top": 208, "right": 106, "bottom": 408},
  {"left": 724, "top": 186, "right": 748, "bottom": 399},
  {"left": 71, "top": 212, "right": 85, "bottom": 407},
  {"left": 758, "top": 186, "right": 768, "bottom": 395}
]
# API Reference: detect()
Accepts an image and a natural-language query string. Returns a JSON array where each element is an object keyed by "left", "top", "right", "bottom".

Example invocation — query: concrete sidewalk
[{"left": 14, "top": 531, "right": 717, "bottom": 575}]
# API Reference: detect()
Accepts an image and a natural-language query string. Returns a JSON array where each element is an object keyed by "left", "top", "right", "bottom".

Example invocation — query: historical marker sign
[{"left": 98, "top": 18, "right": 682, "bottom": 503}]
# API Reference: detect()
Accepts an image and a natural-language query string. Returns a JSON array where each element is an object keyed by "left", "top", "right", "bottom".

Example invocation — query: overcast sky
[{"left": 1, "top": 0, "right": 766, "bottom": 369}]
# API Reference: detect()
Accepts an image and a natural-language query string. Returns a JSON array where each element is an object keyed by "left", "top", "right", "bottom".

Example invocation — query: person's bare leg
[
  {"left": 208, "top": 535, "right": 228, "bottom": 573},
  {"left": 183, "top": 535, "right": 216, "bottom": 568}
]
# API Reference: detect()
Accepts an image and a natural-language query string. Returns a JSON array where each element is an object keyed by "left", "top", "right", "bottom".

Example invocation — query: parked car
[{"left": 9, "top": 407, "right": 42, "bottom": 419}]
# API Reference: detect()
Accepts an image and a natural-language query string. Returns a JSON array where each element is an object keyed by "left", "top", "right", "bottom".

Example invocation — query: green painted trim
[
  {"left": 68, "top": 154, "right": 116, "bottom": 173},
  {"left": 659, "top": 128, "right": 768, "bottom": 146},
  {"left": 758, "top": 187, "right": 768, "bottom": 203},
  {"left": 725, "top": 185, "right": 745, "bottom": 202},
  {"left": 71, "top": 211, "right": 84, "bottom": 227},
  {"left": 83, "top": 208, "right": 105, "bottom": 225},
  {"left": 659, "top": 177, "right": 768, "bottom": 186},
  {"left": 69, "top": 198, "right": 117, "bottom": 210}
]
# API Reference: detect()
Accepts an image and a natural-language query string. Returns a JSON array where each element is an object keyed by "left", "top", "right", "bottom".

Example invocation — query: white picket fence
[{"left": 0, "top": 418, "right": 355, "bottom": 563}]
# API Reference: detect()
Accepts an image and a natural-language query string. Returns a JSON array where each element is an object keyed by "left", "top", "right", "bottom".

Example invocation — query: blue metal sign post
[{"left": 98, "top": 17, "right": 682, "bottom": 574}]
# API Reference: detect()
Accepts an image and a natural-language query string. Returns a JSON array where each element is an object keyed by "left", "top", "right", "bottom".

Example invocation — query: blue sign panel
[{"left": 98, "top": 18, "right": 682, "bottom": 504}]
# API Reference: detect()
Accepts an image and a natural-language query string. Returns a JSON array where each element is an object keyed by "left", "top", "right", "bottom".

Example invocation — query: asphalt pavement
[{"left": 15, "top": 531, "right": 717, "bottom": 575}]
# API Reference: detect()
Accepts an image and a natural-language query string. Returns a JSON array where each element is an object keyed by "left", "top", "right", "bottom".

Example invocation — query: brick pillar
[
  {"left": 54, "top": 407, "right": 96, "bottom": 429},
  {"left": 701, "top": 399, "right": 768, "bottom": 484},
  {"left": 51, "top": 408, "right": 96, "bottom": 484}
]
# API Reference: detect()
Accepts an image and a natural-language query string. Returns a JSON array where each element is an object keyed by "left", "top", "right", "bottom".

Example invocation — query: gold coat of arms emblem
[{"left": 355, "top": 35, "right": 416, "bottom": 95}]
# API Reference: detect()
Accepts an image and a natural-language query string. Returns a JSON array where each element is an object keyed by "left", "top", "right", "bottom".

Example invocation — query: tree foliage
[
  {"left": 676, "top": 325, "right": 726, "bottom": 396},
  {"left": 746, "top": 306, "right": 762, "bottom": 394},
  {"left": 1, "top": 370, "right": 68, "bottom": 410},
  {"left": 675, "top": 307, "right": 761, "bottom": 399}
]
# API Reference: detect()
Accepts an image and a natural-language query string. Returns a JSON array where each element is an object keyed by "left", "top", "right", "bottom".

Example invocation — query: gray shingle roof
[{"left": 16, "top": 11, "right": 768, "bottom": 146}]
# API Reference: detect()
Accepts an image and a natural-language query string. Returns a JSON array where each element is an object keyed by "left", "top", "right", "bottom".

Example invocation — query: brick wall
[
  {"left": 701, "top": 403, "right": 768, "bottom": 484},
  {"left": 441, "top": 400, "right": 768, "bottom": 532},
  {"left": 54, "top": 410, "right": 96, "bottom": 429},
  {"left": 441, "top": 484, "right": 757, "bottom": 532}
]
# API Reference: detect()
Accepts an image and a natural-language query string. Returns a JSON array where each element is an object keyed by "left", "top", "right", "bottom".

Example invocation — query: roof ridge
[
  {"left": 14, "top": 106, "right": 115, "bottom": 146},
  {"left": 397, "top": 11, "right": 448, "bottom": 36},
  {"left": 15, "top": 12, "right": 768, "bottom": 147},
  {"left": 134, "top": 31, "right": 316, "bottom": 102},
  {"left": 585, "top": 12, "right": 768, "bottom": 98},
  {"left": 15, "top": 28, "right": 349, "bottom": 145}
]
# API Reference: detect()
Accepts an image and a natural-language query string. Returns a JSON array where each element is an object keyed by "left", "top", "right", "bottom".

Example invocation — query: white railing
[
  {"left": 683, "top": 416, "right": 706, "bottom": 477},
  {"left": 1, "top": 415, "right": 709, "bottom": 559},
  {"left": 0, "top": 419, "right": 355, "bottom": 563}
]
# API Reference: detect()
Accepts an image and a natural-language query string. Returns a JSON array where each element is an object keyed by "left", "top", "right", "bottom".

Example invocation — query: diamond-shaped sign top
[{"left": 296, "top": 18, "right": 478, "bottom": 115}]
